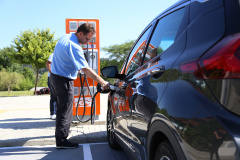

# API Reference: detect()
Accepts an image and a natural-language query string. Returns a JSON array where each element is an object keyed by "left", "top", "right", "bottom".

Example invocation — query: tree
[
  {"left": 100, "top": 58, "right": 121, "bottom": 70},
  {"left": 8, "top": 28, "right": 58, "bottom": 94},
  {"left": 102, "top": 40, "right": 135, "bottom": 69},
  {"left": 19, "top": 78, "right": 34, "bottom": 91},
  {"left": 18, "top": 67, "right": 35, "bottom": 90},
  {"left": 21, "top": 67, "right": 35, "bottom": 84},
  {"left": 0, "top": 69, "right": 23, "bottom": 94},
  {"left": 37, "top": 71, "right": 48, "bottom": 87},
  {"left": 0, "top": 47, "right": 14, "bottom": 70},
  {"left": 0, "top": 46, "right": 23, "bottom": 72}
]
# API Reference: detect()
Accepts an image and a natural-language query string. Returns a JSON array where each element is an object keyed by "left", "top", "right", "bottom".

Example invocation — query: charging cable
[
  {"left": 90, "top": 83, "right": 119, "bottom": 124},
  {"left": 75, "top": 72, "right": 95, "bottom": 123}
]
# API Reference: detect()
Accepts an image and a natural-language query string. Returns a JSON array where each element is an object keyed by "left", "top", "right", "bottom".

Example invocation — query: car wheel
[
  {"left": 154, "top": 140, "right": 177, "bottom": 160},
  {"left": 107, "top": 107, "right": 120, "bottom": 149}
]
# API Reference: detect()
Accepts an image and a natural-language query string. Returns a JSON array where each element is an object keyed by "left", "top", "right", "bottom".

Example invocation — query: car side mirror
[{"left": 101, "top": 66, "right": 126, "bottom": 80}]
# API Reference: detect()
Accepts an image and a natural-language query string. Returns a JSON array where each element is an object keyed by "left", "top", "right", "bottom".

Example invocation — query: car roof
[
  {"left": 151, "top": 0, "right": 189, "bottom": 22},
  {"left": 142, "top": 0, "right": 189, "bottom": 35}
]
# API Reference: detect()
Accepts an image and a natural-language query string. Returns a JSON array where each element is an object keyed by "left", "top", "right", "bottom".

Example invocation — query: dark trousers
[
  {"left": 210, "top": 142, "right": 221, "bottom": 160},
  {"left": 47, "top": 77, "right": 56, "bottom": 115},
  {"left": 49, "top": 73, "right": 74, "bottom": 144}
]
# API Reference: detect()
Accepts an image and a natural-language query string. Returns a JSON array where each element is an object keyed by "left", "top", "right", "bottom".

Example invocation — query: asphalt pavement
[
  {"left": 0, "top": 143, "right": 131, "bottom": 160},
  {"left": 0, "top": 94, "right": 109, "bottom": 148}
]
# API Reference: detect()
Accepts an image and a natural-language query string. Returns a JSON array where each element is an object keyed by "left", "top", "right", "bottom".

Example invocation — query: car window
[
  {"left": 124, "top": 27, "right": 151, "bottom": 76},
  {"left": 143, "top": 8, "right": 185, "bottom": 63}
]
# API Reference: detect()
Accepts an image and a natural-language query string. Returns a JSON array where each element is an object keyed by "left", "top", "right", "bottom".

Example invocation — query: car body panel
[{"left": 104, "top": 0, "right": 240, "bottom": 159}]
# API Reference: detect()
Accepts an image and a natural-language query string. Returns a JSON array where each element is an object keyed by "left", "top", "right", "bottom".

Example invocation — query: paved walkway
[{"left": 0, "top": 94, "right": 108, "bottom": 148}]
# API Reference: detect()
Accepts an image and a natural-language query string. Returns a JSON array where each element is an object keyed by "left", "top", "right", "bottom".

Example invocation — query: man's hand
[
  {"left": 101, "top": 81, "right": 110, "bottom": 91},
  {"left": 46, "top": 60, "right": 51, "bottom": 73}
]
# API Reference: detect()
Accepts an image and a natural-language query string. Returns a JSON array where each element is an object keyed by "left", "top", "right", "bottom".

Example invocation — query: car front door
[
  {"left": 123, "top": 6, "right": 188, "bottom": 159},
  {"left": 108, "top": 25, "right": 153, "bottom": 144}
]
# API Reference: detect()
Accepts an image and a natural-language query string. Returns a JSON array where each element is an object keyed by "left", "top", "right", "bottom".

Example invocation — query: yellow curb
[
  {"left": 0, "top": 110, "right": 6, "bottom": 114},
  {"left": 0, "top": 108, "right": 48, "bottom": 114}
]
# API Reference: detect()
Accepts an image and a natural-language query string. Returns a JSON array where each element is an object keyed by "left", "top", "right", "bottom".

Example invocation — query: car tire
[
  {"left": 107, "top": 107, "right": 120, "bottom": 149},
  {"left": 154, "top": 140, "right": 177, "bottom": 160}
]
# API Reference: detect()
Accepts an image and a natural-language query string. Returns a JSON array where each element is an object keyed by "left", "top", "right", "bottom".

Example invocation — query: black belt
[{"left": 51, "top": 73, "right": 73, "bottom": 81}]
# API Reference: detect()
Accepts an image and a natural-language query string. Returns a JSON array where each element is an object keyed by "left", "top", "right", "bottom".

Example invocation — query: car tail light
[{"left": 180, "top": 33, "right": 240, "bottom": 79}]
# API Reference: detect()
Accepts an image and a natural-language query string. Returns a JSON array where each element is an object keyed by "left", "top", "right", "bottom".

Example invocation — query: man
[
  {"left": 50, "top": 23, "right": 110, "bottom": 149},
  {"left": 210, "top": 128, "right": 227, "bottom": 160},
  {"left": 46, "top": 53, "right": 56, "bottom": 120}
]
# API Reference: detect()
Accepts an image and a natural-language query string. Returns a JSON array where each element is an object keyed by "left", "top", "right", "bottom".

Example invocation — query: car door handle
[{"left": 150, "top": 66, "right": 165, "bottom": 79}]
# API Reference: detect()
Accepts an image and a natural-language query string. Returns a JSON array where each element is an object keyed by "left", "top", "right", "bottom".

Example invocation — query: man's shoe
[
  {"left": 56, "top": 139, "right": 79, "bottom": 149},
  {"left": 50, "top": 114, "right": 56, "bottom": 120}
]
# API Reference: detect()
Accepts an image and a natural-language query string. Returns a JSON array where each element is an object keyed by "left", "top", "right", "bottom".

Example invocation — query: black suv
[{"left": 101, "top": 0, "right": 240, "bottom": 159}]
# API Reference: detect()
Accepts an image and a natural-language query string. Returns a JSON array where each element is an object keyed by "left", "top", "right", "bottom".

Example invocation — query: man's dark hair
[{"left": 77, "top": 23, "right": 95, "bottom": 35}]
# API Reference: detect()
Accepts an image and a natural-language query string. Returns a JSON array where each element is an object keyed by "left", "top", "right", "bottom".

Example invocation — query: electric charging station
[{"left": 65, "top": 19, "right": 100, "bottom": 122}]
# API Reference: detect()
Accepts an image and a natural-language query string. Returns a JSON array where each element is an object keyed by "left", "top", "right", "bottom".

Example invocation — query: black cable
[
  {"left": 91, "top": 91, "right": 99, "bottom": 124},
  {"left": 76, "top": 74, "right": 90, "bottom": 123},
  {"left": 76, "top": 73, "right": 97, "bottom": 123},
  {"left": 85, "top": 75, "right": 96, "bottom": 124},
  {"left": 76, "top": 73, "right": 85, "bottom": 122}
]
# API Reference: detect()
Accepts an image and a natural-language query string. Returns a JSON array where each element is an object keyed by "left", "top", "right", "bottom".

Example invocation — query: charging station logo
[{"left": 74, "top": 97, "right": 92, "bottom": 107}]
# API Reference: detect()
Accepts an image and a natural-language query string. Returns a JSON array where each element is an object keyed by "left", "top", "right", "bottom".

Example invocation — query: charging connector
[{"left": 97, "top": 83, "right": 119, "bottom": 93}]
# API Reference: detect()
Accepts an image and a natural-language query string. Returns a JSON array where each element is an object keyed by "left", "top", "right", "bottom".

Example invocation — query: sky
[{"left": 0, "top": 0, "right": 179, "bottom": 58}]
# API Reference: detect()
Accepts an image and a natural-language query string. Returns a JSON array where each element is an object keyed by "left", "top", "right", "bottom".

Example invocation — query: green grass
[{"left": 0, "top": 91, "right": 35, "bottom": 97}]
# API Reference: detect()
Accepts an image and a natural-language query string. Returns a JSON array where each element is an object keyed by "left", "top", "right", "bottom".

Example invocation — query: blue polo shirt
[
  {"left": 47, "top": 53, "right": 53, "bottom": 77},
  {"left": 51, "top": 33, "right": 89, "bottom": 79}
]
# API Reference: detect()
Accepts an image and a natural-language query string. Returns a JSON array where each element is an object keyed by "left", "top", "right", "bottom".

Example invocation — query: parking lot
[
  {"left": 0, "top": 143, "right": 130, "bottom": 160},
  {"left": 0, "top": 94, "right": 108, "bottom": 147}
]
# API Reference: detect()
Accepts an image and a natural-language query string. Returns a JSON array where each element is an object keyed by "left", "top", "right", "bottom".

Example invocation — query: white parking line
[
  {"left": 0, "top": 143, "right": 111, "bottom": 160},
  {"left": 83, "top": 144, "right": 92, "bottom": 160},
  {"left": 0, "top": 143, "right": 108, "bottom": 150}
]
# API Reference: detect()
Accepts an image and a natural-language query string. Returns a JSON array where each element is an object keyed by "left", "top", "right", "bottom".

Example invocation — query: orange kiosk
[{"left": 65, "top": 19, "right": 100, "bottom": 122}]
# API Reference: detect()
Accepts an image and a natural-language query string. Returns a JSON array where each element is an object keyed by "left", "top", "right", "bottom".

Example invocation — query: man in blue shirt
[{"left": 50, "top": 23, "right": 110, "bottom": 149}]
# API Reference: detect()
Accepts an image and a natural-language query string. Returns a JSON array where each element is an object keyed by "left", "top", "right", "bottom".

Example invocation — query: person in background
[
  {"left": 50, "top": 23, "right": 110, "bottom": 149},
  {"left": 210, "top": 128, "right": 227, "bottom": 160},
  {"left": 46, "top": 53, "right": 56, "bottom": 120}
]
